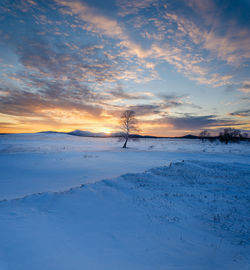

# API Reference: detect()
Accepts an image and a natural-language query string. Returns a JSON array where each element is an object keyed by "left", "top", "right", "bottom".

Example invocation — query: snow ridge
[{"left": 0, "top": 160, "right": 249, "bottom": 270}]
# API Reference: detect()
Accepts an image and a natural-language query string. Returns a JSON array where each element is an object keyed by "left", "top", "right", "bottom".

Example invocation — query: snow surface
[
  {"left": 0, "top": 133, "right": 249, "bottom": 200},
  {"left": 0, "top": 133, "right": 249, "bottom": 269}
]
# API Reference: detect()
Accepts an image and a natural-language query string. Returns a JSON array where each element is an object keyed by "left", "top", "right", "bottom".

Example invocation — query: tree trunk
[{"left": 122, "top": 137, "right": 128, "bottom": 148}]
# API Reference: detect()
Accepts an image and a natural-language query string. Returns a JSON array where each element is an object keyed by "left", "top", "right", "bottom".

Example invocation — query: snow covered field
[{"left": 0, "top": 133, "right": 249, "bottom": 269}]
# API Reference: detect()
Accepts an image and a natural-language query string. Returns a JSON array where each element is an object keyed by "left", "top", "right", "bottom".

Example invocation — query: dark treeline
[{"left": 199, "top": 128, "right": 249, "bottom": 144}]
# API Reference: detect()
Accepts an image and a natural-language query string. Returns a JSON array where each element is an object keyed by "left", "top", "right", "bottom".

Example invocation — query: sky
[{"left": 0, "top": 0, "right": 250, "bottom": 136}]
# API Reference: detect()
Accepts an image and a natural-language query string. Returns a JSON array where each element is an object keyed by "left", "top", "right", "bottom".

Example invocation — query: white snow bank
[{"left": 0, "top": 161, "right": 249, "bottom": 270}]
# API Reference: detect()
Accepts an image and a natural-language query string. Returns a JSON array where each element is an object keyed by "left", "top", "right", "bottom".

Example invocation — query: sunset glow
[{"left": 100, "top": 128, "right": 112, "bottom": 134}]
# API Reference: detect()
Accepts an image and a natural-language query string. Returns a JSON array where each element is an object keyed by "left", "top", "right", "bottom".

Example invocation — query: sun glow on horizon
[{"left": 100, "top": 128, "right": 112, "bottom": 134}]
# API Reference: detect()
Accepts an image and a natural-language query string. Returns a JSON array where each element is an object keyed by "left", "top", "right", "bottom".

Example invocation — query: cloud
[
  {"left": 185, "top": 0, "right": 216, "bottom": 16},
  {"left": 147, "top": 114, "right": 240, "bottom": 130},
  {"left": 111, "top": 94, "right": 202, "bottom": 118},
  {"left": 55, "top": 0, "right": 150, "bottom": 60},
  {"left": 56, "top": 0, "right": 125, "bottom": 39},
  {"left": 117, "top": 0, "right": 156, "bottom": 17},
  {"left": 224, "top": 84, "right": 238, "bottom": 93},
  {"left": 108, "top": 86, "right": 151, "bottom": 100},
  {"left": 230, "top": 109, "right": 250, "bottom": 117},
  {"left": 15, "top": 35, "right": 121, "bottom": 83},
  {"left": 239, "top": 81, "right": 250, "bottom": 93},
  {"left": 142, "top": 2, "right": 249, "bottom": 85},
  {"left": 127, "top": 104, "right": 161, "bottom": 116},
  {"left": 53, "top": 0, "right": 249, "bottom": 88},
  {"left": 240, "top": 96, "right": 250, "bottom": 103},
  {"left": 0, "top": 85, "right": 103, "bottom": 118},
  {"left": 186, "top": 0, "right": 250, "bottom": 64},
  {"left": 149, "top": 36, "right": 233, "bottom": 87},
  {"left": 159, "top": 94, "right": 202, "bottom": 109},
  {"left": 166, "top": 115, "right": 224, "bottom": 130},
  {"left": 203, "top": 30, "right": 250, "bottom": 65},
  {"left": 4, "top": 0, "right": 250, "bottom": 89}
]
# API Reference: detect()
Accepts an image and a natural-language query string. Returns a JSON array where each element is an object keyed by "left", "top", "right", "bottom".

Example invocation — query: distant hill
[
  {"left": 180, "top": 134, "right": 199, "bottom": 139},
  {"left": 68, "top": 129, "right": 107, "bottom": 137},
  {"left": 33, "top": 130, "right": 199, "bottom": 139}
]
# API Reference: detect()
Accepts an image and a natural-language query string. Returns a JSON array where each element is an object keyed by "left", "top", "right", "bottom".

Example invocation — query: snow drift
[{"left": 0, "top": 161, "right": 249, "bottom": 270}]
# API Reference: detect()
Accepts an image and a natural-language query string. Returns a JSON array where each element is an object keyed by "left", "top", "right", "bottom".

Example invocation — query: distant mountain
[
  {"left": 180, "top": 134, "right": 199, "bottom": 139},
  {"left": 68, "top": 129, "right": 107, "bottom": 137}
]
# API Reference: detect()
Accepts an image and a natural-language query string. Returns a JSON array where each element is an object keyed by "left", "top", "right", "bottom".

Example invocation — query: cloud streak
[
  {"left": 144, "top": 114, "right": 243, "bottom": 131},
  {"left": 230, "top": 109, "right": 250, "bottom": 117}
]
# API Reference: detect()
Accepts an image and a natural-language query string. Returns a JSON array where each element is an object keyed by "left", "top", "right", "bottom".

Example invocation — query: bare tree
[
  {"left": 199, "top": 130, "right": 210, "bottom": 142},
  {"left": 219, "top": 128, "right": 242, "bottom": 144},
  {"left": 120, "top": 110, "right": 138, "bottom": 148}
]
